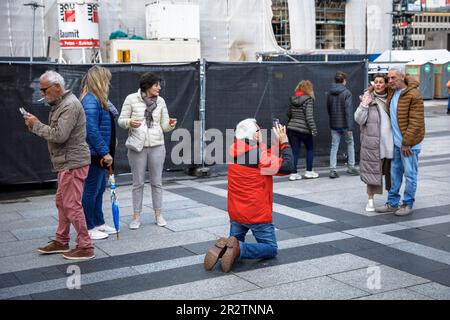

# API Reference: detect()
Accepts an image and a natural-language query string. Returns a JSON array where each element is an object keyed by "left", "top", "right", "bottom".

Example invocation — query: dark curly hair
[{"left": 139, "top": 72, "right": 161, "bottom": 92}]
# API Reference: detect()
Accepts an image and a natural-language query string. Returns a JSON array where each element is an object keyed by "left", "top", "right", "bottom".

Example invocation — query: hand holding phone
[
  {"left": 19, "top": 107, "right": 29, "bottom": 117},
  {"left": 272, "top": 118, "right": 280, "bottom": 127}
]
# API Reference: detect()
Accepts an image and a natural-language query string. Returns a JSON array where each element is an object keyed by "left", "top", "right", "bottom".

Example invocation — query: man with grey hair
[
  {"left": 204, "top": 119, "right": 294, "bottom": 273},
  {"left": 22, "top": 70, "right": 95, "bottom": 260},
  {"left": 375, "top": 66, "right": 425, "bottom": 216}
]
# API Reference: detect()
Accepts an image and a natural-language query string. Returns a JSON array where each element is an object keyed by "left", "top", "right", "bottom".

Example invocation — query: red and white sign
[{"left": 58, "top": 1, "right": 100, "bottom": 48}]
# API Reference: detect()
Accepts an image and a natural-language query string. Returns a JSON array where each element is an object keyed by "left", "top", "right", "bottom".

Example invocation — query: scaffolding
[
  {"left": 271, "top": 0, "right": 290, "bottom": 50},
  {"left": 315, "top": 0, "right": 346, "bottom": 50}
]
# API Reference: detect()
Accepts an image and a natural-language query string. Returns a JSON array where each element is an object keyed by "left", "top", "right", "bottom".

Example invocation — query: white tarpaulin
[
  {"left": 200, "top": 0, "right": 282, "bottom": 61},
  {"left": 345, "top": 0, "right": 367, "bottom": 53},
  {"left": 366, "top": 0, "right": 392, "bottom": 54},
  {"left": 0, "top": 0, "right": 281, "bottom": 61},
  {"left": 288, "top": 0, "right": 315, "bottom": 51}
]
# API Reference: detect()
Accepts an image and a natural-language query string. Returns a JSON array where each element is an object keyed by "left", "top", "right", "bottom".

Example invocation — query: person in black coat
[{"left": 326, "top": 71, "right": 359, "bottom": 179}]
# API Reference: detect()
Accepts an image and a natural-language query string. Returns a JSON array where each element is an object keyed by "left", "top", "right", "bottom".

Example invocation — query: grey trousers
[{"left": 128, "top": 145, "right": 165, "bottom": 214}]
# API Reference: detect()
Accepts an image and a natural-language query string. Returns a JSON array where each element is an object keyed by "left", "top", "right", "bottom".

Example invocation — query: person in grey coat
[
  {"left": 327, "top": 71, "right": 359, "bottom": 178},
  {"left": 286, "top": 80, "right": 319, "bottom": 180},
  {"left": 354, "top": 74, "right": 393, "bottom": 212}
]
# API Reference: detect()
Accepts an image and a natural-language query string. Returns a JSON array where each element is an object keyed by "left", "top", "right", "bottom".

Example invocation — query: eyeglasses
[{"left": 40, "top": 83, "right": 55, "bottom": 93}]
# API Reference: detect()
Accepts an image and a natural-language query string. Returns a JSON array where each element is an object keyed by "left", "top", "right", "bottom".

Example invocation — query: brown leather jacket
[{"left": 386, "top": 77, "right": 425, "bottom": 147}]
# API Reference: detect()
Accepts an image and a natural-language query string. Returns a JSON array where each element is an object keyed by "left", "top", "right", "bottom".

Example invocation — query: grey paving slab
[
  {"left": 329, "top": 265, "right": 430, "bottom": 294},
  {"left": 0, "top": 216, "right": 57, "bottom": 232},
  {"left": 201, "top": 225, "right": 231, "bottom": 238},
  {"left": 0, "top": 273, "right": 20, "bottom": 289},
  {"left": 94, "top": 229, "right": 217, "bottom": 256},
  {"left": 355, "top": 288, "right": 433, "bottom": 300},
  {"left": 0, "top": 231, "right": 17, "bottom": 244},
  {"left": 0, "top": 248, "right": 109, "bottom": 274},
  {"left": 307, "top": 253, "right": 379, "bottom": 275},
  {"left": 145, "top": 199, "right": 208, "bottom": 211},
  {"left": 284, "top": 225, "right": 336, "bottom": 238},
  {"left": 235, "top": 260, "right": 324, "bottom": 288},
  {"left": 408, "top": 282, "right": 450, "bottom": 300},
  {"left": 165, "top": 215, "right": 229, "bottom": 232},
  {"left": 0, "top": 211, "right": 23, "bottom": 223},
  {"left": 420, "top": 268, "right": 450, "bottom": 286},
  {"left": 16, "top": 207, "right": 58, "bottom": 219},
  {"left": 326, "top": 237, "right": 382, "bottom": 253},
  {"left": 222, "top": 276, "right": 369, "bottom": 300},
  {"left": 386, "top": 228, "right": 441, "bottom": 242},
  {"left": 320, "top": 221, "right": 360, "bottom": 232},
  {"left": 389, "top": 241, "right": 450, "bottom": 265},
  {"left": 411, "top": 236, "right": 450, "bottom": 253},
  {"left": 105, "top": 275, "right": 259, "bottom": 300},
  {"left": 0, "top": 237, "right": 58, "bottom": 258},
  {"left": 13, "top": 266, "right": 66, "bottom": 285},
  {"left": 11, "top": 226, "right": 63, "bottom": 241},
  {"left": 419, "top": 222, "right": 450, "bottom": 236},
  {"left": 0, "top": 267, "right": 140, "bottom": 300},
  {"left": 354, "top": 246, "right": 450, "bottom": 276},
  {"left": 132, "top": 255, "right": 204, "bottom": 274},
  {"left": 343, "top": 229, "right": 406, "bottom": 245}
]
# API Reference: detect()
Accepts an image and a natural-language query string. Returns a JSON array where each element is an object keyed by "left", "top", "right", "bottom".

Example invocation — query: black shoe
[{"left": 447, "top": 109, "right": 450, "bottom": 115}]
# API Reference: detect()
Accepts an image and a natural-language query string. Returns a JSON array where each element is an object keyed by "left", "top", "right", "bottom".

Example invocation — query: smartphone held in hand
[
  {"left": 272, "top": 118, "right": 280, "bottom": 127},
  {"left": 19, "top": 107, "right": 29, "bottom": 117}
]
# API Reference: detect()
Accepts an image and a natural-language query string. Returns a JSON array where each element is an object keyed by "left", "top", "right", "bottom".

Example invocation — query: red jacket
[{"left": 227, "top": 139, "right": 294, "bottom": 224}]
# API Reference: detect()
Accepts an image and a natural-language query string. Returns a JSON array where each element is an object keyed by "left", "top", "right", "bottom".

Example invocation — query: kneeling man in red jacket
[{"left": 204, "top": 118, "right": 294, "bottom": 272}]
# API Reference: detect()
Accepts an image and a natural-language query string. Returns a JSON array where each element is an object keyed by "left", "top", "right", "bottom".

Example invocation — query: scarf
[
  {"left": 373, "top": 92, "right": 387, "bottom": 113},
  {"left": 141, "top": 92, "right": 158, "bottom": 127}
]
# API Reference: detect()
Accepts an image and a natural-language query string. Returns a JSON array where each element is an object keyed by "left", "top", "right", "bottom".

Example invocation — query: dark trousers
[
  {"left": 287, "top": 129, "right": 314, "bottom": 172},
  {"left": 82, "top": 164, "right": 107, "bottom": 230}
]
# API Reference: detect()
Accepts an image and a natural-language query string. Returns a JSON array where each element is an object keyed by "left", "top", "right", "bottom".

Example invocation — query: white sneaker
[
  {"left": 95, "top": 224, "right": 118, "bottom": 234},
  {"left": 129, "top": 218, "right": 141, "bottom": 230},
  {"left": 155, "top": 214, "right": 167, "bottom": 227},
  {"left": 88, "top": 229, "right": 109, "bottom": 240},
  {"left": 289, "top": 173, "right": 302, "bottom": 181},
  {"left": 366, "top": 199, "right": 375, "bottom": 212},
  {"left": 304, "top": 171, "right": 319, "bottom": 179}
]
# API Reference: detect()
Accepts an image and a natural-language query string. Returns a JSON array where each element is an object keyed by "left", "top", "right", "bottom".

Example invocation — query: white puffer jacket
[{"left": 118, "top": 89, "right": 175, "bottom": 147}]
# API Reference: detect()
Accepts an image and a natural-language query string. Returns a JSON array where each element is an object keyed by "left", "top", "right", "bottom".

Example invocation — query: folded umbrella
[{"left": 103, "top": 161, "right": 120, "bottom": 240}]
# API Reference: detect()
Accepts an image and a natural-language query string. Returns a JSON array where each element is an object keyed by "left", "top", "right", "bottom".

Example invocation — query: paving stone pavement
[{"left": 0, "top": 102, "right": 449, "bottom": 300}]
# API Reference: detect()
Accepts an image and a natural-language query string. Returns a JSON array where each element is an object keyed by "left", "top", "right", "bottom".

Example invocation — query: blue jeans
[
  {"left": 448, "top": 96, "right": 450, "bottom": 111},
  {"left": 330, "top": 129, "right": 355, "bottom": 170},
  {"left": 287, "top": 130, "right": 314, "bottom": 172},
  {"left": 387, "top": 146, "right": 420, "bottom": 209},
  {"left": 229, "top": 220, "right": 277, "bottom": 260},
  {"left": 82, "top": 164, "right": 107, "bottom": 230}
]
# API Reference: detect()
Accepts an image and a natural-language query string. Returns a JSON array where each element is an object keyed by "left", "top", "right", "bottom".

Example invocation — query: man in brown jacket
[
  {"left": 376, "top": 67, "right": 425, "bottom": 216},
  {"left": 23, "top": 70, "right": 95, "bottom": 260}
]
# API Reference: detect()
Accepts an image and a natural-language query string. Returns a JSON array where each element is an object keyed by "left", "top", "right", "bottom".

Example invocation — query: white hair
[
  {"left": 235, "top": 118, "right": 258, "bottom": 140},
  {"left": 389, "top": 66, "right": 405, "bottom": 77},
  {"left": 40, "top": 70, "right": 65, "bottom": 88}
]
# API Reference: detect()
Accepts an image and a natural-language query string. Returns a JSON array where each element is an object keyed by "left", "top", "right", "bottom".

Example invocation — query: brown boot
[
  {"left": 38, "top": 240, "right": 70, "bottom": 254},
  {"left": 204, "top": 237, "right": 228, "bottom": 271},
  {"left": 221, "top": 236, "right": 240, "bottom": 273}
]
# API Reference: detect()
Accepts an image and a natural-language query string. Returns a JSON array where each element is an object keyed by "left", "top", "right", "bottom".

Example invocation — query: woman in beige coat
[
  {"left": 354, "top": 74, "right": 393, "bottom": 212},
  {"left": 119, "top": 73, "right": 177, "bottom": 229}
]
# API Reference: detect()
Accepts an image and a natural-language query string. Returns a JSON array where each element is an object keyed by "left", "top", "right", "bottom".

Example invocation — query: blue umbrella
[{"left": 106, "top": 164, "right": 120, "bottom": 240}]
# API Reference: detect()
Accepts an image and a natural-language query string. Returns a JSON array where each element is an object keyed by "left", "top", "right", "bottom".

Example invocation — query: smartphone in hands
[
  {"left": 19, "top": 107, "right": 29, "bottom": 117},
  {"left": 272, "top": 118, "right": 280, "bottom": 127}
]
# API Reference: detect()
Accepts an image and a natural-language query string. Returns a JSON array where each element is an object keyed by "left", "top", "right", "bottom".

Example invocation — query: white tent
[{"left": 375, "top": 49, "right": 450, "bottom": 63}]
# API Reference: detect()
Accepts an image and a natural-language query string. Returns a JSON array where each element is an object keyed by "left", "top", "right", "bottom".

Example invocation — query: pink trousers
[{"left": 55, "top": 165, "right": 93, "bottom": 250}]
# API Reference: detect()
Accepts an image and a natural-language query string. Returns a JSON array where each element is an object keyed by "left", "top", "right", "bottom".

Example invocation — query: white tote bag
[{"left": 125, "top": 122, "right": 146, "bottom": 152}]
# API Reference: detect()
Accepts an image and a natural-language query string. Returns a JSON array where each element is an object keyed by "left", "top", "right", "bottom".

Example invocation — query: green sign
[
  {"left": 435, "top": 66, "right": 441, "bottom": 74},
  {"left": 424, "top": 65, "right": 431, "bottom": 73},
  {"left": 407, "top": 68, "right": 418, "bottom": 75},
  {"left": 447, "top": 65, "right": 450, "bottom": 73}
]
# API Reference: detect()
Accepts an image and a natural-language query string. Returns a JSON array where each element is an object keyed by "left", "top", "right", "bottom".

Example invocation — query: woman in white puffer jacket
[{"left": 118, "top": 72, "right": 177, "bottom": 230}]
